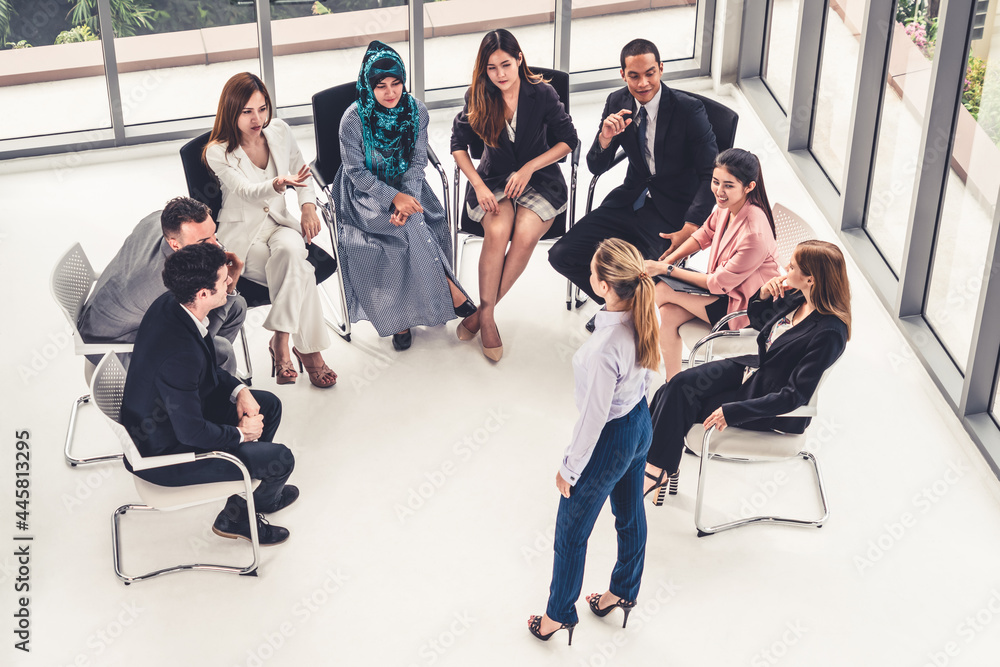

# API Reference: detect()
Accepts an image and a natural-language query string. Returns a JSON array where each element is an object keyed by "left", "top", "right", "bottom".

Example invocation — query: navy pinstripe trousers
[{"left": 546, "top": 397, "right": 653, "bottom": 624}]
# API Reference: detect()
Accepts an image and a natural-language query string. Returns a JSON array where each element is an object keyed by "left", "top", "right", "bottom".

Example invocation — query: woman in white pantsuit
[{"left": 205, "top": 72, "right": 336, "bottom": 388}]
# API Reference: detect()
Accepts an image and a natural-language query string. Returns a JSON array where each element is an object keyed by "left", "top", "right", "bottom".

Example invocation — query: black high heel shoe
[
  {"left": 653, "top": 471, "right": 680, "bottom": 506},
  {"left": 527, "top": 615, "right": 577, "bottom": 645},
  {"left": 392, "top": 330, "right": 412, "bottom": 351},
  {"left": 586, "top": 593, "right": 637, "bottom": 628},
  {"left": 454, "top": 299, "right": 477, "bottom": 318}
]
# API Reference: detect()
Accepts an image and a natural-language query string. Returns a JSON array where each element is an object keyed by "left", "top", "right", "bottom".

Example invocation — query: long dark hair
[
  {"left": 203, "top": 72, "right": 272, "bottom": 164},
  {"left": 468, "top": 29, "right": 545, "bottom": 148},
  {"left": 715, "top": 148, "right": 775, "bottom": 238},
  {"left": 795, "top": 240, "right": 852, "bottom": 340}
]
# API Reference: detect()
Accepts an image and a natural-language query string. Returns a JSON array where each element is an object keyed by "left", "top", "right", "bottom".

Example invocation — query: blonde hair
[
  {"left": 593, "top": 239, "right": 660, "bottom": 370},
  {"left": 795, "top": 240, "right": 852, "bottom": 340}
]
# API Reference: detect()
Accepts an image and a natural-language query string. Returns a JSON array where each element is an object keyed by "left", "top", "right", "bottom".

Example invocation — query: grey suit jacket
[{"left": 77, "top": 210, "right": 242, "bottom": 344}]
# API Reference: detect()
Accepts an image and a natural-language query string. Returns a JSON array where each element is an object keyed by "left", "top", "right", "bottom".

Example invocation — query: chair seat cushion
[
  {"left": 685, "top": 423, "right": 807, "bottom": 461},
  {"left": 132, "top": 477, "right": 261, "bottom": 512}
]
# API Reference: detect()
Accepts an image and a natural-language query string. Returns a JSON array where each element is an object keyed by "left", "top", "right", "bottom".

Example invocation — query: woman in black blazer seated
[
  {"left": 451, "top": 29, "right": 578, "bottom": 361},
  {"left": 642, "top": 240, "right": 852, "bottom": 500}
]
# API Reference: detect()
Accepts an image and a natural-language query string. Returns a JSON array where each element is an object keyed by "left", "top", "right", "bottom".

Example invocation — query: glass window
[
  {"left": 424, "top": 1, "right": 554, "bottom": 93},
  {"left": 925, "top": 33, "right": 1000, "bottom": 374},
  {"left": 809, "top": 2, "right": 861, "bottom": 190},
  {"left": 271, "top": 1, "right": 406, "bottom": 109},
  {"left": 569, "top": 0, "right": 698, "bottom": 77},
  {"left": 0, "top": 5, "right": 111, "bottom": 140},
  {"left": 760, "top": 0, "right": 802, "bottom": 112},
  {"left": 863, "top": 2, "right": 941, "bottom": 275}
]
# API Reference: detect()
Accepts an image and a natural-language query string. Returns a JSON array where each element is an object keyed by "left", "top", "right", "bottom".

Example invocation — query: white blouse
[{"left": 560, "top": 309, "right": 653, "bottom": 486}]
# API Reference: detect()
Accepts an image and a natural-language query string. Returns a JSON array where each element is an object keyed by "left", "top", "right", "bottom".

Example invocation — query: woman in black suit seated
[
  {"left": 451, "top": 29, "right": 578, "bottom": 361},
  {"left": 642, "top": 240, "right": 852, "bottom": 500}
]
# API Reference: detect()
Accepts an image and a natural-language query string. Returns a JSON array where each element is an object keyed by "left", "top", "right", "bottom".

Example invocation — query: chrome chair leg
[
  {"left": 64, "top": 394, "right": 123, "bottom": 467},
  {"left": 694, "top": 427, "right": 830, "bottom": 537}
]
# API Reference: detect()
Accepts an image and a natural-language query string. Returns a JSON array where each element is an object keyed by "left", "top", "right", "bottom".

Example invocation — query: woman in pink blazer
[{"left": 644, "top": 148, "right": 780, "bottom": 379}]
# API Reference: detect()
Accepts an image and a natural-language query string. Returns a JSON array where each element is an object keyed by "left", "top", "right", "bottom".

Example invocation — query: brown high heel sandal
[
  {"left": 291, "top": 347, "right": 337, "bottom": 388},
  {"left": 268, "top": 337, "right": 297, "bottom": 385}
]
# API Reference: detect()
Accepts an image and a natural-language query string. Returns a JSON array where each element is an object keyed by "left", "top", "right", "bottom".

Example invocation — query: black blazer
[
  {"left": 121, "top": 292, "right": 243, "bottom": 466},
  {"left": 587, "top": 85, "right": 717, "bottom": 228},
  {"left": 451, "top": 77, "right": 578, "bottom": 210},
  {"left": 723, "top": 290, "right": 848, "bottom": 433}
]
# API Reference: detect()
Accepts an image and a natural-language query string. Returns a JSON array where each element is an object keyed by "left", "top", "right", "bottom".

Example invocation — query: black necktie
[{"left": 636, "top": 106, "right": 649, "bottom": 165}]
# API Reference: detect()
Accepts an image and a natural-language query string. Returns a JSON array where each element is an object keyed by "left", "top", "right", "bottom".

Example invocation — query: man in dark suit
[
  {"left": 548, "top": 39, "right": 718, "bottom": 307},
  {"left": 78, "top": 197, "right": 246, "bottom": 373},
  {"left": 121, "top": 243, "right": 297, "bottom": 545}
]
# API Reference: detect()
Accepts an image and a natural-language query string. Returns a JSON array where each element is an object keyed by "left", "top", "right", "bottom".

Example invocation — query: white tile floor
[{"left": 3, "top": 81, "right": 1000, "bottom": 667}]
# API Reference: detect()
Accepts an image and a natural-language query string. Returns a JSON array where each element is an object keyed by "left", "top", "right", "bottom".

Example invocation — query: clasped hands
[
  {"left": 391, "top": 192, "right": 423, "bottom": 226},
  {"left": 235, "top": 388, "right": 264, "bottom": 442},
  {"left": 473, "top": 164, "right": 536, "bottom": 215}
]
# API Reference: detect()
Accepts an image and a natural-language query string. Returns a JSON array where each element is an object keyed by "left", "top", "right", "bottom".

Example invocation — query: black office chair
[
  {"left": 583, "top": 90, "right": 739, "bottom": 217},
  {"left": 178, "top": 131, "right": 351, "bottom": 342},
  {"left": 310, "top": 82, "right": 456, "bottom": 341},
  {"left": 451, "top": 67, "right": 585, "bottom": 311}
]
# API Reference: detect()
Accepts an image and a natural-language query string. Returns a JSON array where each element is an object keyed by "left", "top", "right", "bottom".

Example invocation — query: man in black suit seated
[
  {"left": 548, "top": 38, "right": 718, "bottom": 314},
  {"left": 121, "top": 243, "right": 297, "bottom": 546}
]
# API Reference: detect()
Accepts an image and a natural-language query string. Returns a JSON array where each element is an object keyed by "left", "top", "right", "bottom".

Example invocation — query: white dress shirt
[
  {"left": 636, "top": 85, "right": 661, "bottom": 175},
  {"left": 560, "top": 309, "right": 653, "bottom": 486}
]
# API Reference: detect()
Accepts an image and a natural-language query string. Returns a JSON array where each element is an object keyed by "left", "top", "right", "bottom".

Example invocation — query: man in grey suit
[{"left": 78, "top": 197, "right": 247, "bottom": 373}]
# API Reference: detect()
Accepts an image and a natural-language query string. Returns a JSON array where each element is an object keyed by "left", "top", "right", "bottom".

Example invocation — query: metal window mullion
[
  {"left": 256, "top": 0, "right": 276, "bottom": 107},
  {"left": 961, "top": 195, "right": 1000, "bottom": 415},
  {"left": 895, "top": 0, "right": 977, "bottom": 318},
  {"left": 695, "top": 0, "right": 716, "bottom": 75},
  {"left": 409, "top": 0, "right": 425, "bottom": 101},
  {"left": 840, "top": 0, "right": 896, "bottom": 230},
  {"left": 554, "top": 0, "right": 572, "bottom": 73},
  {"left": 786, "top": 0, "right": 826, "bottom": 150},
  {"left": 96, "top": 0, "right": 125, "bottom": 144},
  {"left": 739, "top": 0, "right": 768, "bottom": 80}
]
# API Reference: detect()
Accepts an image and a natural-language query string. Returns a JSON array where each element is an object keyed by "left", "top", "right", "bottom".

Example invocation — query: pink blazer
[{"left": 690, "top": 202, "right": 780, "bottom": 329}]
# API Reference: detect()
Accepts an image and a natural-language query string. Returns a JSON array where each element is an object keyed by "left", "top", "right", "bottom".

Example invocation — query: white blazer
[{"left": 205, "top": 118, "right": 316, "bottom": 261}]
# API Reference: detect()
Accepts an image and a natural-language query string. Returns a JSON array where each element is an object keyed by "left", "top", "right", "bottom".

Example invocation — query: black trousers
[
  {"left": 647, "top": 360, "right": 745, "bottom": 474},
  {"left": 133, "top": 389, "right": 293, "bottom": 512},
  {"left": 548, "top": 199, "right": 682, "bottom": 303}
]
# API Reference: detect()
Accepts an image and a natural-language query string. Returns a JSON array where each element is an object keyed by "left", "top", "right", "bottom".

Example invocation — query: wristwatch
[{"left": 666, "top": 264, "right": 675, "bottom": 276}]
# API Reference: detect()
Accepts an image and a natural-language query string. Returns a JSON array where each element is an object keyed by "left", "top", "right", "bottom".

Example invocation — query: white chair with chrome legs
[
  {"left": 679, "top": 204, "right": 818, "bottom": 367},
  {"left": 89, "top": 352, "right": 262, "bottom": 584},
  {"left": 687, "top": 363, "right": 838, "bottom": 537},
  {"left": 50, "top": 243, "right": 132, "bottom": 467}
]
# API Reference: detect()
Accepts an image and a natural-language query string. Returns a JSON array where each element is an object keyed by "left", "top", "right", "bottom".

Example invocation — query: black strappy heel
[
  {"left": 527, "top": 615, "right": 577, "bottom": 645},
  {"left": 586, "top": 593, "right": 637, "bottom": 628}
]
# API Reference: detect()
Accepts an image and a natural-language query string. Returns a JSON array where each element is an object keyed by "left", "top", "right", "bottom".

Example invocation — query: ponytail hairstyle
[
  {"left": 794, "top": 240, "right": 852, "bottom": 340},
  {"left": 467, "top": 29, "right": 546, "bottom": 148},
  {"left": 593, "top": 238, "right": 660, "bottom": 370},
  {"left": 715, "top": 148, "right": 776, "bottom": 238}
]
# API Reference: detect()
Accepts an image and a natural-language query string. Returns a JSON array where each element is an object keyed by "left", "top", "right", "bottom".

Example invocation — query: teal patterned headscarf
[{"left": 357, "top": 41, "right": 419, "bottom": 187}]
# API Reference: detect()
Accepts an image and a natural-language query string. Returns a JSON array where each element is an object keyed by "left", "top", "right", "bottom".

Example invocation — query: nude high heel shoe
[{"left": 480, "top": 324, "right": 503, "bottom": 362}]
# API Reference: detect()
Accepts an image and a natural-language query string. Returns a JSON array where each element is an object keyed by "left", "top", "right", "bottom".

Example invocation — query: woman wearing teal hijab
[{"left": 333, "top": 42, "right": 474, "bottom": 351}]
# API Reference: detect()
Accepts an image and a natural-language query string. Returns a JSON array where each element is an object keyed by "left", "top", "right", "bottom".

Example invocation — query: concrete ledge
[{"left": 0, "top": 0, "right": 696, "bottom": 87}]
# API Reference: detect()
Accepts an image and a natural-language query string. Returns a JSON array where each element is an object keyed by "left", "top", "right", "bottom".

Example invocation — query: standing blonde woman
[
  {"left": 528, "top": 239, "right": 659, "bottom": 645},
  {"left": 204, "top": 72, "right": 336, "bottom": 388}
]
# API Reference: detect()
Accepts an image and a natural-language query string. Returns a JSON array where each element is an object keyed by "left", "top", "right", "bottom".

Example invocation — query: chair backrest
[
  {"left": 312, "top": 82, "right": 359, "bottom": 187},
  {"left": 179, "top": 131, "right": 223, "bottom": 220},
  {"left": 683, "top": 91, "right": 739, "bottom": 153},
  {"left": 772, "top": 203, "right": 816, "bottom": 267},
  {"left": 91, "top": 351, "right": 142, "bottom": 464},
  {"left": 51, "top": 242, "right": 97, "bottom": 328},
  {"left": 533, "top": 67, "right": 571, "bottom": 163}
]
